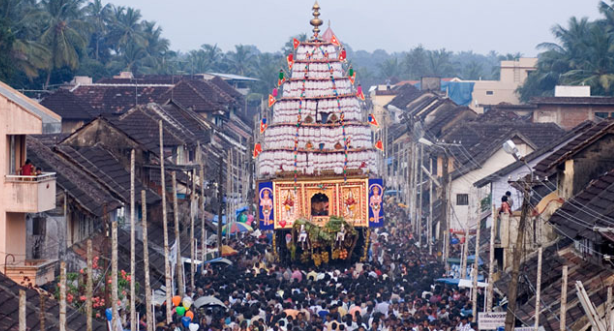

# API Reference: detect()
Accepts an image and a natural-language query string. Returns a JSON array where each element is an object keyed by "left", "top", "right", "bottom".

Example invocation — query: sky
[{"left": 111, "top": 0, "right": 602, "bottom": 56}]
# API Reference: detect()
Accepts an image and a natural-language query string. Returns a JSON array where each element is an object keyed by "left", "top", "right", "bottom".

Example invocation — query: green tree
[
  {"left": 85, "top": 0, "right": 111, "bottom": 61},
  {"left": 426, "top": 49, "right": 456, "bottom": 77},
  {"left": 39, "top": 0, "right": 87, "bottom": 88},
  {"left": 403, "top": 45, "right": 428, "bottom": 79}
]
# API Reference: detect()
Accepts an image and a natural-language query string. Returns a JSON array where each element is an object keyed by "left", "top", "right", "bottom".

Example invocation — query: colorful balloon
[
  {"left": 182, "top": 316, "right": 191, "bottom": 328},
  {"left": 176, "top": 306, "right": 186, "bottom": 317},
  {"left": 239, "top": 213, "right": 248, "bottom": 223},
  {"left": 185, "top": 310, "right": 194, "bottom": 320},
  {"left": 189, "top": 323, "right": 200, "bottom": 331},
  {"left": 182, "top": 297, "right": 193, "bottom": 310},
  {"left": 172, "top": 295, "right": 181, "bottom": 307},
  {"left": 105, "top": 308, "right": 113, "bottom": 321}
]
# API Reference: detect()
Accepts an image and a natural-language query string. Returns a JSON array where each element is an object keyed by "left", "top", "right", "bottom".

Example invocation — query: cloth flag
[
  {"left": 260, "top": 118, "right": 268, "bottom": 133},
  {"left": 339, "top": 49, "right": 347, "bottom": 61},
  {"left": 368, "top": 114, "right": 379, "bottom": 127},
  {"left": 253, "top": 143, "right": 262, "bottom": 158},
  {"left": 374, "top": 140, "right": 384, "bottom": 151},
  {"left": 293, "top": 38, "right": 300, "bottom": 49},
  {"left": 330, "top": 34, "right": 341, "bottom": 46},
  {"left": 349, "top": 72, "right": 356, "bottom": 85},
  {"left": 268, "top": 95, "right": 276, "bottom": 107},
  {"left": 287, "top": 54, "right": 294, "bottom": 69}
]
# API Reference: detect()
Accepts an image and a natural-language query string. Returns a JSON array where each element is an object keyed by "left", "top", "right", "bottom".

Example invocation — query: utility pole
[
  {"left": 487, "top": 204, "right": 497, "bottom": 311},
  {"left": 172, "top": 171, "right": 184, "bottom": 298},
  {"left": 86, "top": 240, "right": 93, "bottom": 331},
  {"left": 19, "top": 289, "right": 26, "bottom": 331},
  {"left": 429, "top": 158, "right": 434, "bottom": 255},
  {"left": 247, "top": 137, "right": 254, "bottom": 215},
  {"left": 190, "top": 168, "right": 196, "bottom": 291},
  {"left": 461, "top": 229, "right": 469, "bottom": 279},
  {"left": 535, "top": 246, "right": 543, "bottom": 331},
  {"left": 159, "top": 120, "right": 172, "bottom": 323},
  {"left": 111, "top": 217, "right": 118, "bottom": 331},
  {"left": 560, "top": 265, "right": 568, "bottom": 331},
  {"left": 141, "top": 190, "right": 153, "bottom": 331},
  {"left": 59, "top": 261, "right": 66, "bottom": 331},
  {"left": 217, "top": 155, "right": 224, "bottom": 256},
  {"left": 200, "top": 164, "right": 206, "bottom": 261},
  {"left": 504, "top": 176, "right": 532, "bottom": 331},
  {"left": 130, "top": 150, "right": 136, "bottom": 331},
  {"left": 441, "top": 153, "right": 450, "bottom": 269},
  {"left": 418, "top": 144, "right": 424, "bottom": 246},
  {"left": 472, "top": 206, "right": 481, "bottom": 318}
]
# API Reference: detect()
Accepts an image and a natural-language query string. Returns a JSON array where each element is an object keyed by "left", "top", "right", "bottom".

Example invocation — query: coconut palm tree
[
  {"left": 85, "top": 0, "right": 112, "bottom": 61},
  {"left": 107, "top": 6, "right": 146, "bottom": 54},
  {"left": 39, "top": 0, "right": 87, "bottom": 88}
]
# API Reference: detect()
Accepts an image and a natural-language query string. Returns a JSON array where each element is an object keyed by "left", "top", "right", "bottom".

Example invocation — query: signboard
[
  {"left": 258, "top": 182, "right": 274, "bottom": 230},
  {"left": 478, "top": 312, "right": 506, "bottom": 330},
  {"left": 515, "top": 327, "right": 545, "bottom": 331}
]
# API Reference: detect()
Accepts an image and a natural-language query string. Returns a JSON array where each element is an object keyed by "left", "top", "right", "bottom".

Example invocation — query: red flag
[
  {"left": 374, "top": 140, "right": 384, "bottom": 151},
  {"left": 260, "top": 118, "right": 268, "bottom": 133},
  {"left": 268, "top": 94, "right": 276, "bottom": 107},
  {"left": 349, "top": 72, "right": 356, "bottom": 85},
  {"left": 287, "top": 53, "right": 294, "bottom": 69},
  {"left": 339, "top": 48, "right": 347, "bottom": 61},
  {"left": 368, "top": 114, "right": 379, "bottom": 127},
  {"left": 293, "top": 38, "right": 300, "bottom": 49},
  {"left": 330, "top": 34, "right": 341, "bottom": 46},
  {"left": 357, "top": 90, "right": 365, "bottom": 101},
  {"left": 253, "top": 143, "right": 262, "bottom": 158},
  {"left": 278, "top": 77, "right": 286, "bottom": 87}
]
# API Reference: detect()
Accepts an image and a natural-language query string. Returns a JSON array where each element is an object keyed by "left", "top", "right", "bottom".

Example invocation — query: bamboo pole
[
  {"left": 472, "top": 206, "right": 481, "bottom": 318},
  {"left": 172, "top": 171, "right": 184, "bottom": 298},
  {"left": 418, "top": 144, "right": 424, "bottom": 246},
  {"left": 86, "top": 239, "right": 93, "bottom": 331},
  {"left": 535, "top": 246, "right": 543, "bottom": 331},
  {"left": 487, "top": 204, "right": 497, "bottom": 311},
  {"left": 217, "top": 155, "right": 224, "bottom": 255},
  {"left": 609, "top": 287, "right": 613, "bottom": 331},
  {"left": 39, "top": 292, "right": 46, "bottom": 331},
  {"left": 429, "top": 158, "right": 433, "bottom": 255},
  {"left": 130, "top": 149, "right": 136, "bottom": 331},
  {"left": 200, "top": 164, "right": 206, "bottom": 262},
  {"left": 560, "top": 265, "right": 568, "bottom": 331},
  {"left": 59, "top": 261, "right": 66, "bottom": 331},
  {"left": 461, "top": 229, "right": 469, "bottom": 279},
  {"left": 19, "top": 289, "right": 26, "bottom": 331},
  {"left": 159, "top": 120, "right": 172, "bottom": 323},
  {"left": 190, "top": 168, "right": 196, "bottom": 291},
  {"left": 141, "top": 190, "right": 153, "bottom": 331},
  {"left": 112, "top": 219, "right": 119, "bottom": 331}
]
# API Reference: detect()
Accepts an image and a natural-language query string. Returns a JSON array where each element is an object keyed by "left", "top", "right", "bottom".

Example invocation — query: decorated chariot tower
[{"left": 256, "top": 2, "right": 384, "bottom": 264}]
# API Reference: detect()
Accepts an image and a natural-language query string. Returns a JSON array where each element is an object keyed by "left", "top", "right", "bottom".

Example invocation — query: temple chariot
[{"left": 256, "top": 2, "right": 384, "bottom": 266}]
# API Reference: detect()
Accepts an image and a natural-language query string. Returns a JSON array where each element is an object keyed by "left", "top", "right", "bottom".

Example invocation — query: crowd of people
[{"left": 148, "top": 200, "right": 482, "bottom": 331}]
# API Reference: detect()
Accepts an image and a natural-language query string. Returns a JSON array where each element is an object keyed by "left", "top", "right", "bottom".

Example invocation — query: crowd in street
[{"left": 148, "top": 201, "right": 482, "bottom": 331}]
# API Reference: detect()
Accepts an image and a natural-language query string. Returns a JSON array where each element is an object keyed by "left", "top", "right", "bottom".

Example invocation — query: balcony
[
  {"left": 4, "top": 258, "right": 58, "bottom": 286},
  {"left": 4, "top": 173, "right": 57, "bottom": 213}
]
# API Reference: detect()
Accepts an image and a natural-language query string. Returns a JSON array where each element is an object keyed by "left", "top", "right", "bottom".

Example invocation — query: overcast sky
[{"left": 112, "top": 0, "right": 602, "bottom": 56}]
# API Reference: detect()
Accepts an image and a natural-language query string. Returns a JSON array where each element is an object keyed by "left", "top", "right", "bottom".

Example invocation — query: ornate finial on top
[{"left": 310, "top": 1, "right": 323, "bottom": 37}]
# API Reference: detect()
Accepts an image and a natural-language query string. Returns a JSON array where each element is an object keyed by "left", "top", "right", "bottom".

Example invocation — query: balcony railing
[
  {"left": 4, "top": 258, "right": 58, "bottom": 286},
  {"left": 3, "top": 172, "right": 56, "bottom": 213}
]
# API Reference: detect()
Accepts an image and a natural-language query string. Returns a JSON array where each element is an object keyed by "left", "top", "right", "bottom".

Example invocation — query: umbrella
[
  {"left": 203, "top": 257, "right": 233, "bottom": 265},
  {"left": 221, "top": 245, "right": 238, "bottom": 257},
  {"left": 194, "top": 296, "right": 227, "bottom": 309},
  {"left": 235, "top": 206, "right": 248, "bottom": 216},
  {"left": 222, "top": 222, "right": 253, "bottom": 234}
]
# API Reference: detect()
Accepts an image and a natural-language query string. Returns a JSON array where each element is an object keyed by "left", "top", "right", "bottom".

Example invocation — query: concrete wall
[{"left": 533, "top": 104, "right": 614, "bottom": 129}]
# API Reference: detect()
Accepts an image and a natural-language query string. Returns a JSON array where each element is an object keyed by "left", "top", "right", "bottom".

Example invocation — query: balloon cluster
[{"left": 173, "top": 296, "right": 198, "bottom": 329}]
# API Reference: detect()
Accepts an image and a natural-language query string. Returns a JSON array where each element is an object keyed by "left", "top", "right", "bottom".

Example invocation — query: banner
[
  {"left": 477, "top": 312, "right": 506, "bottom": 330},
  {"left": 258, "top": 182, "right": 274, "bottom": 230},
  {"left": 368, "top": 179, "right": 384, "bottom": 227}
]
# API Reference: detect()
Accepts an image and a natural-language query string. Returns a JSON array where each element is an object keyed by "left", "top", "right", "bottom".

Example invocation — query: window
[
  {"left": 456, "top": 194, "right": 469, "bottom": 206},
  {"left": 486, "top": 91, "right": 494, "bottom": 95},
  {"left": 596, "top": 112, "right": 609, "bottom": 119}
]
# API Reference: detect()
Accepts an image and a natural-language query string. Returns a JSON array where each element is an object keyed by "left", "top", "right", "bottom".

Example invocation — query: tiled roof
[
  {"left": 532, "top": 96, "right": 614, "bottom": 105},
  {"left": 443, "top": 122, "right": 565, "bottom": 179},
  {"left": 159, "top": 79, "right": 236, "bottom": 114},
  {"left": 424, "top": 106, "right": 476, "bottom": 138},
  {"left": 534, "top": 120, "right": 614, "bottom": 176},
  {"left": 549, "top": 168, "right": 614, "bottom": 241},
  {"left": 474, "top": 121, "right": 596, "bottom": 188},
  {"left": 0, "top": 273, "right": 106, "bottom": 331},
  {"left": 498, "top": 239, "right": 614, "bottom": 331},
  {"left": 71, "top": 85, "right": 170, "bottom": 114},
  {"left": 385, "top": 84, "right": 424, "bottom": 110},
  {"left": 27, "top": 137, "right": 122, "bottom": 217},
  {"left": 55, "top": 144, "right": 161, "bottom": 206},
  {"left": 40, "top": 89, "right": 97, "bottom": 120},
  {"left": 209, "top": 76, "right": 243, "bottom": 99}
]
